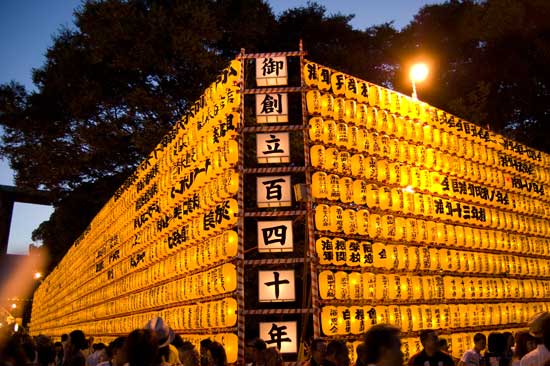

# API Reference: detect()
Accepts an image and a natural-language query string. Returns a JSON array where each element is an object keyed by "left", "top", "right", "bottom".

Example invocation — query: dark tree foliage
[
  {"left": 393, "top": 0, "right": 550, "bottom": 151},
  {"left": 0, "top": 0, "right": 549, "bottom": 271}
]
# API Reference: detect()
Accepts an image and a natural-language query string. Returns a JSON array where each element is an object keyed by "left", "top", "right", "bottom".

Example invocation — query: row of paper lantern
[
  {"left": 307, "top": 115, "right": 548, "bottom": 180},
  {"left": 320, "top": 302, "right": 547, "bottom": 336},
  {"left": 315, "top": 212, "right": 550, "bottom": 256},
  {"left": 311, "top": 169, "right": 550, "bottom": 218},
  {"left": 38, "top": 198, "right": 239, "bottom": 314},
  {"left": 68, "top": 62, "right": 240, "bottom": 242},
  {"left": 310, "top": 123, "right": 549, "bottom": 190},
  {"left": 310, "top": 143, "right": 549, "bottom": 204},
  {"left": 34, "top": 263, "right": 237, "bottom": 328},
  {"left": 314, "top": 199, "right": 550, "bottom": 237},
  {"left": 32, "top": 61, "right": 242, "bottom": 328},
  {"left": 306, "top": 96, "right": 548, "bottom": 172},
  {"left": 303, "top": 62, "right": 550, "bottom": 169},
  {"left": 34, "top": 294, "right": 238, "bottom": 337},
  {"left": 37, "top": 162, "right": 239, "bottom": 296},
  {"left": 318, "top": 270, "right": 550, "bottom": 301},
  {"left": 97, "top": 61, "right": 241, "bottom": 221},
  {"left": 316, "top": 238, "right": 550, "bottom": 275}
]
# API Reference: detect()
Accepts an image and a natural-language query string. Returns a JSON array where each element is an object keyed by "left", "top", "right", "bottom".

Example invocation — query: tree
[{"left": 393, "top": 0, "right": 550, "bottom": 151}]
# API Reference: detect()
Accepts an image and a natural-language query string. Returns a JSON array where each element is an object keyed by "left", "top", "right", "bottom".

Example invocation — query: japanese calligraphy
[{"left": 257, "top": 176, "right": 292, "bottom": 207}]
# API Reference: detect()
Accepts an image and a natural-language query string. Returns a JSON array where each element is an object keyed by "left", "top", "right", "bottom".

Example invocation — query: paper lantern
[
  {"left": 332, "top": 237, "right": 347, "bottom": 265},
  {"left": 314, "top": 205, "right": 331, "bottom": 231},
  {"left": 321, "top": 93, "right": 335, "bottom": 118},
  {"left": 322, "top": 120, "right": 337, "bottom": 145},
  {"left": 335, "top": 122, "right": 348, "bottom": 147},
  {"left": 400, "top": 306, "right": 413, "bottom": 333},
  {"left": 348, "top": 126, "right": 360, "bottom": 150},
  {"left": 335, "top": 272, "right": 350, "bottom": 299},
  {"left": 343, "top": 209, "right": 358, "bottom": 235},
  {"left": 312, "top": 172, "right": 328, "bottom": 199},
  {"left": 349, "top": 272, "right": 364, "bottom": 299},
  {"left": 337, "top": 306, "right": 352, "bottom": 335},
  {"left": 363, "top": 272, "right": 376, "bottom": 299},
  {"left": 321, "top": 306, "right": 339, "bottom": 336},
  {"left": 319, "top": 271, "right": 336, "bottom": 299},
  {"left": 408, "top": 246, "right": 420, "bottom": 271},
  {"left": 388, "top": 274, "right": 402, "bottom": 300},
  {"left": 219, "top": 334, "right": 238, "bottom": 364},
  {"left": 338, "top": 177, "right": 353, "bottom": 203},
  {"left": 350, "top": 306, "right": 366, "bottom": 335},
  {"left": 309, "top": 117, "right": 324, "bottom": 141},
  {"left": 316, "top": 237, "right": 334, "bottom": 265},
  {"left": 330, "top": 206, "right": 344, "bottom": 233},
  {"left": 356, "top": 209, "right": 369, "bottom": 236},
  {"left": 356, "top": 104, "right": 368, "bottom": 126},
  {"left": 334, "top": 98, "right": 346, "bottom": 121},
  {"left": 410, "top": 305, "right": 424, "bottom": 331},
  {"left": 310, "top": 145, "right": 325, "bottom": 168},
  {"left": 363, "top": 156, "right": 378, "bottom": 181},
  {"left": 324, "top": 147, "right": 339, "bottom": 172},
  {"left": 327, "top": 174, "right": 340, "bottom": 201}
]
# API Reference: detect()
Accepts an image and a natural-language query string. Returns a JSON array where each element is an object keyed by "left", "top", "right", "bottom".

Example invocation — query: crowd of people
[{"left": 1, "top": 312, "right": 550, "bottom": 366}]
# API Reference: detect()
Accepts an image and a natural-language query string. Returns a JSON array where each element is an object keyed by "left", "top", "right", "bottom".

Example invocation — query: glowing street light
[
  {"left": 34, "top": 272, "right": 42, "bottom": 280},
  {"left": 410, "top": 63, "right": 429, "bottom": 100},
  {"left": 11, "top": 303, "right": 16, "bottom": 309}
]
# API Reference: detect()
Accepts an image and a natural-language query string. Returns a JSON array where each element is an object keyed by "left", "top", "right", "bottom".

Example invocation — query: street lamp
[{"left": 410, "top": 63, "right": 429, "bottom": 100}]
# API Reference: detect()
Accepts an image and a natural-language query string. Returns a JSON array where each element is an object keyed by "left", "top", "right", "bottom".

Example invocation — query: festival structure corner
[{"left": 30, "top": 44, "right": 550, "bottom": 364}]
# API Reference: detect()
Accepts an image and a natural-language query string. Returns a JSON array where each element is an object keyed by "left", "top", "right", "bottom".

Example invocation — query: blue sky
[{"left": 0, "top": 0, "right": 438, "bottom": 254}]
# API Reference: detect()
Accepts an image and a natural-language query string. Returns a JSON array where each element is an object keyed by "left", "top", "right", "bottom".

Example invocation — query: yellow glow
[
  {"left": 403, "top": 185, "right": 415, "bottom": 193},
  {"left": 34, "top": 272, "right": 42, "bottom": 279},
  {"left": 410, "top": 63, "right": 429, "bottom": 82},
  {"left": 11, "top": 303, "right": 16, "bottom": 309}
]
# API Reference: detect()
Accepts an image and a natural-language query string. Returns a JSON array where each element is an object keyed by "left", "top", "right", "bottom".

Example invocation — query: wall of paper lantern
[
  {"left": 304, "top": 60, "right": 550, "bottom": 343},
  {"left": 29, "top": 60, "right": 242, "bottom": 346}
]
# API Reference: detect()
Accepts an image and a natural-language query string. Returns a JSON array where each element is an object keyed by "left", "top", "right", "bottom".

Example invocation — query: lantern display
[{"left": 32, "top": 56, "right": 550, "bottom": 356}]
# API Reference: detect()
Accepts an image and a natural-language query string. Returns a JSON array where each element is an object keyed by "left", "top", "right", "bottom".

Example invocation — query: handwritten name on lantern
[
  {"left": 256, "top": 56, "right": 287, "bottom": 86},
  {"left": 258, "top": 270, "right": 296, "bottom": 302},
  {"left": 256, "top": 93, "right": 288, "bottom": 123},
  {"left": 257, "top": 176, "right": 292, "bottom": 207},
  {"left": 259, "top": 321, "right": 297, "bottom": 353},
  {"left": 256, "top": 132, "right": 290, "bottom": 163},
  {"left": 257, "top": 220, "right": 293, "bottom": 252}
]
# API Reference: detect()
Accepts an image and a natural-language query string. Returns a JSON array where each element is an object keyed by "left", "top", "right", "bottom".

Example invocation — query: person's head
[
  {"left": 356, "top": 342, "right": 368, "bottom": 365},
  {"left": 207, "top": 341, "right": 227, "bottom": 366},
  {"left": 36, "top": 335, "right": 56, "bottom": 366},
  {"left": 503, "top": 332, "right": 514, "bottom": 351},
  {"left": 310, "top": 338, "right": 327, "bottom": 364},
  {"left": 69, "top": 330, "right": 88, "bottom": 352},
  {"left": 61, "top": 334, "right": 69, "bottom": 343},
  {"left": 474, "top": 333, "right": 487, "bottom": 352},
  {"left": 529, "top": 312, "right": 550, "bottom": 341},
  {"left": 21, "top": 334, "right": 37, "bottom": 363},
  {"left": 54, "top": 341, "right": 63, "bottom": 354},
  {"left": 246, "top": 338, "right": 267, "bottom": 363},
  {"left": 125, "top": 329, "right": 157, "bottom": 366},
  {"left": 515, "top": 331, "right": 536, "bottom": 359},
  {"left": 106, "top": 336, "right": 126, "bottom": 366},
  {"left": 325, "top": 340, "right": 350, "bottom": 366},
  {"left": 420, "top": 330, "right": 438, "bottom": 354},
  {"left": 180, "top": 341, "right": 200, "bottom": 366},
  {"left": 201, "top": 339, "right": 214, "bottom": 366},
  {"left": 438, "top": 338, "right": 449, "bottom": 353},
  {"left": 363, "top": 324, "right": 403, "bottom": 366},
  {"left": 488, "top": 333, "right": 507, "bottom": 355},
  {"left": 93, "top": 343, "right": 106, "bottom": 352},
  {"left": 144, "top": 316, "right": 175, "bottom": 349},
  {"left": 265, "top": 347, "right": 283, "bottom": 366}
]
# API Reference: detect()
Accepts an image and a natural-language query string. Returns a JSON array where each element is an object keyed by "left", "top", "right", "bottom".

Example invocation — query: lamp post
[{"left": 410, "top": 63, "right": 429, "bottom": 100}]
